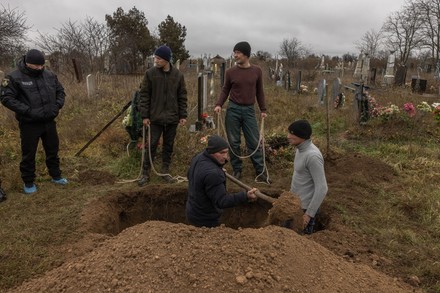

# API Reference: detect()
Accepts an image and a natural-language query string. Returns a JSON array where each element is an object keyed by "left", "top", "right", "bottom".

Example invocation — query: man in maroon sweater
[{"left": 214, "top": 41, "right": 270, "bottom": 184}]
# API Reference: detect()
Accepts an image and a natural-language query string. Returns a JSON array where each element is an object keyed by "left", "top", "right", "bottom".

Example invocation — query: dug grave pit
[{"left": 80, "top": 185, "right": 329, "bottom": 235}]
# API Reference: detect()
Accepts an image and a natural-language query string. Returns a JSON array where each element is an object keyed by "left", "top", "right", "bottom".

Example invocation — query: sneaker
[
  {"left": 51, "top": 177, "right": 68, "bottom": 185},
  {"left": 162, "top": 174, "right": 177, "bottom": 184},
  {"left": 24, "top": 183, "right": 37, "bottom": 194},
  {"left": 255, "top": 174, "right": 271, "bottom": 184},
  {"left": 232, "top": 170, "right": 242, "bottom": 180},
  {"left": 138, "top": 175, "right": 150, "bottom": 186}
]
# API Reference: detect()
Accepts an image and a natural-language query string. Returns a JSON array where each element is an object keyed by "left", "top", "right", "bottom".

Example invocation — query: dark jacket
[
  {"left": 0, "top": 58, "right": 65, "bottom": 123},
  {"left": 186, "top": 150, "right": 248, "bottom": 227},
  {"left": 138, "top": 65, "right": 187, "bottom": 125}
]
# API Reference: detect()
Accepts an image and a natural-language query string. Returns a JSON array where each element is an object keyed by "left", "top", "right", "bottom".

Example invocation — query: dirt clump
[{"left": 267, "top": 191, "right": 303, "bottom": 232}]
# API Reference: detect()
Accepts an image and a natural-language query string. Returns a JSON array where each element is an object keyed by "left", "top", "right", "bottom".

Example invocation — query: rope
[
  {"left": 117, "top": 125, "right": 187, "bottom": 184},
  {"left": 215, "top": 111, "right": 271, "bottom": 185},
  {"left": 116, "top": 126, "right": 147, "bottom": 184},
  {"left": 146, "top": 124, "right": 188, "bottom": 183}
]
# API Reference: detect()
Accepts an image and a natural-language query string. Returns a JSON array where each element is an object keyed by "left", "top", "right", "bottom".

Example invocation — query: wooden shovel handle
[{"left": 225, "top": 172, "right": 275, "bottom": 204}]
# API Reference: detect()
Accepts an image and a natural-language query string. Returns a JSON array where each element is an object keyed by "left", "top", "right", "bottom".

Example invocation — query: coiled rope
[{"left": 215, "top": 112, "right": 271, "bottom": 185}]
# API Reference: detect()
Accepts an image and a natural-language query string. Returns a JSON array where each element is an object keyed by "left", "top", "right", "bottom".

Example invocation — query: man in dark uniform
[{"left": 0, "top": 49, "right": 67, "bottom": 194}]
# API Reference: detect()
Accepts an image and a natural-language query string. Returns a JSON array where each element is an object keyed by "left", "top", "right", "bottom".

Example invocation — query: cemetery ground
[{"left": 0, "top": 66, "right": 439, "bottom": 292}]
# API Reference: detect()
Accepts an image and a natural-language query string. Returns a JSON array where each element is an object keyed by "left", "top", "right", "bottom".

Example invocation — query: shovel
[{"left": 225, "top": 172, "right": 276, "bottom": 204}]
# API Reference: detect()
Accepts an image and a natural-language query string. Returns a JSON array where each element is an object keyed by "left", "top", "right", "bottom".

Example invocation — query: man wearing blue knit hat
[{"left": 138, "top": 45, "right": 188, "bottom": 185}]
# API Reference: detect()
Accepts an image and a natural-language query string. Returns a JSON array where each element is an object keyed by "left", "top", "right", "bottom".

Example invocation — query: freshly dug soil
[{"left": 10, "top": 221, "right": 415, "bottom": 293}]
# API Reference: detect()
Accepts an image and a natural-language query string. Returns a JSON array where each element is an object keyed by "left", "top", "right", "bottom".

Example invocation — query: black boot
[
  {"left": 0, "top": 185, "right": 6, "bottom": 202},
  {"left": 161, "top": 165, "right": 177, "bottom": 184},
  {"left": 138, "top": 168, "right": 150, "bottom": 187}
]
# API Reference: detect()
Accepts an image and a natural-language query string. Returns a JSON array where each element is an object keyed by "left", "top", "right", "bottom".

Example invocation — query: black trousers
[
  {"left": 143, "top": 123, "right": 177, "bottom": 174},
  {"left": 19, "top": 120, "right": 61, "bottom": 184}
]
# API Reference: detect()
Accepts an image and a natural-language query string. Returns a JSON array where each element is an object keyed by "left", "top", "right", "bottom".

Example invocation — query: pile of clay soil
[
  {"left": 11, "top": 221, "right": 415, "bottom": 293},
  {"left": 8, "top": 151, "right": 421, "bottom": 292}
]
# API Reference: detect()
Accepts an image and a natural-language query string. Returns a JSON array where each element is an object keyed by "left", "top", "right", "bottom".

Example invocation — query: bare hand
[
  {"left": 247, "top": 188, "right": 258, "bottom": 202},
  {"left": 143, "top": 118, "right": 150, "bottom": 126},
  {"left": 303, "top": 214, "right": 311, "bottom": 228},
  {"left": 179, "top": 118, "right": 187, "bottom": 126},
  {"left": 261, "top": 112, "right": 267, "bottom": 119},
  {"left": 214, "top": 106, "right": 222, "bottom": 113}
]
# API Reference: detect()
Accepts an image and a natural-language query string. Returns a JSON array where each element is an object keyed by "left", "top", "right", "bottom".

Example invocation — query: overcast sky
[{"left": 7, "top": 0, "right": 405, "bottom": 58}]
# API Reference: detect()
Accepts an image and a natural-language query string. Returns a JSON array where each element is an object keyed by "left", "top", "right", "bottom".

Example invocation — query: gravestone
[
  {"left": 370, "top": 68, "right": 377, "bottom": 85},
  {"left": 394, "top": 65, "right": 407, "bottom": 86},
  {"left": 411, "top": 77, "right": 427, "bottom": 93},
  {"left": 353, "top": 53, "right": 363, "bottom": 79},
  {"left": 86, "top": 74, "right": 96, "bottom": 98},
  {"left": 353, "top": 83, "right": 370, "bottom": 124},
  {"left": 320, "top": 55, "right": 325, "bottom": 69},
  {"left": 332, "top": 78, "right": 341, "bottom": 103},
  {"left": 361, "top": 53, "right": 370, "bottom": 83},
  {"left": 295, "top": 71, "right": 302, "bottom": 93},
  {"left": 434, "top": 60, "right": 440, "bottom": 81},
  {"left": 317, "top": 79, "right": 326, "bottom": 105},
  {"left": 384, "top": 51, "right": 395, "bottom": 85}
]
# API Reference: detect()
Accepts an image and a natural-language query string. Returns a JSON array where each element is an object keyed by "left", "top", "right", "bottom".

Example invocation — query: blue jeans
[{"left": 225, "top": 102, "right": 264, "bottom": 174}]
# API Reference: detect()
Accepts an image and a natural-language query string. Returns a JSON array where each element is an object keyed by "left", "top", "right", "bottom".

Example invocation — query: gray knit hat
[{"left": 206, "top": 135, "right": 229, "bottom": 154}]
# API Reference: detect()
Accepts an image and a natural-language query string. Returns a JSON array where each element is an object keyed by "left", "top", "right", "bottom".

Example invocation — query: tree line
[
  {"left": 2, "top": 0, "right": 440, "bottom": 75},
  {"left": 0, "top": 6, "right": 189, "bottom": 75}
]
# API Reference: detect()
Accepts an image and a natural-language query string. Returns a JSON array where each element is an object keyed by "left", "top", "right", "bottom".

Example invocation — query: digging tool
[
  {"left": 224, "top": 172, "right": 276, "bottom": 204},
  {"left": 75, "top": 100, "right": 132, "bottom": 157}
]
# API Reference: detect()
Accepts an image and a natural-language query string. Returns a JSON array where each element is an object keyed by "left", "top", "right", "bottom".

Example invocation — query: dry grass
[{"left": 1, "top": 64, "right": 440, "bottom": 291}]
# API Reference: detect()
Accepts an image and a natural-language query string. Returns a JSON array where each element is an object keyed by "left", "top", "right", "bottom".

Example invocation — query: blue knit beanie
[
  {"left": 25, "top": 49, "right": 45, "bottom": 65},
  {"left": 154, "top": 45, "right": 172, "bottom": 62}
]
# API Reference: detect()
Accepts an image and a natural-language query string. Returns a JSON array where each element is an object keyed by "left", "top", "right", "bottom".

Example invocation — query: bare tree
[
  {"left": 279, "top": 37, "right": 307, "bottom": 67},
  {"left": 382, "top": 0, "right": 424, "bottom": 66},
  {"left": 37, "top": 17, "right": 109, "bottom": 74},
  {"left": 417, "top": 0, "right": 440, "bottom": 65},
  {"left": 0, "top": 5, "right": 29, "bottom": 63},
  {"left": 354, "top": 29, "right": 384, "bottom": 58}
]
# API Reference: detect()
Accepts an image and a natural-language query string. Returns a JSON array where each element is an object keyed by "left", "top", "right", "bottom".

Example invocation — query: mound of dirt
[
  {"left": 7, "top": 151, "right": 420, "bottom": 292},
  {"left": 10, "top": 221, "right": 416, "bottom": 293}
]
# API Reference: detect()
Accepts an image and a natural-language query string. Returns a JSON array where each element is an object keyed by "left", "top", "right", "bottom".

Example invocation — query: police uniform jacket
[{"left": 0, "top": 58, "right": 65, "bottom": 123}]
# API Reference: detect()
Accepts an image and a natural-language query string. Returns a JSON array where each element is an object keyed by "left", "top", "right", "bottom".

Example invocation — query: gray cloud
[{"left": 9, "top": 0, "right": 404, "bottom": 58}]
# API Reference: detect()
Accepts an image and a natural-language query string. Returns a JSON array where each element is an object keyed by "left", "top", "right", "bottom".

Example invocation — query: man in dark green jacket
[
  {"left": 138, "top": 45, "right": 187, "bottom": 185},
  {"left": 0, "top": 49, "right": 67, "bottom": 194}
]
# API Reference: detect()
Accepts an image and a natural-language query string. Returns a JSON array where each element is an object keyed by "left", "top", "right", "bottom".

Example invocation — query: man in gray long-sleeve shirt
[{"left": 287, "top": 119, "right": 328, "bottom": 234}]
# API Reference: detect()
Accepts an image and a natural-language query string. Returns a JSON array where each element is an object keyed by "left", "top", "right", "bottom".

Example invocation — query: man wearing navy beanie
[
  {"left": 154, "top": 45, "right": 172, "bottom": 63},
  {"left": 214, "top": 41, "right": 269, "bottom": 184},
  {"left": 138, "top": 45, "right": 188, "bottom": 185},
  {"left": 287, "top": 119, "right": 328, "bottom": 234}
]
